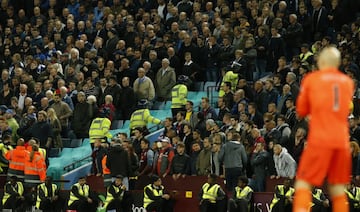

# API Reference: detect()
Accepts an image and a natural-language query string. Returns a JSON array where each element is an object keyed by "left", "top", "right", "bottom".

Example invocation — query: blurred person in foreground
[{"left": 293, "top": 46, "right": 355, "bottom": 212}]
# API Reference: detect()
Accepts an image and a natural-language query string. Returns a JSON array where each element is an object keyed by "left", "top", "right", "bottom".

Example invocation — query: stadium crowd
[{"left": 0, "top": 0, "right": 360, "bottom": 211}]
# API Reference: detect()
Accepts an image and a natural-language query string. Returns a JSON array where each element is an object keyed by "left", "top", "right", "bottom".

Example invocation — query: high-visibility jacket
[
  {"left": 36, "top": 183, "right": 57, "bottom": 208},
  {"left": 345, "top": 187, "right": 360, "bottom": 209},
  {"left": 24, "top": 152, "right": 46, "bottom": 187},
  {"left": 235, "top": 185, "right": 253, "bottom": 200},
  {"left": 102, "top": 155, "right": 112, "bottom": 187},
  {"left": 68, "top": 183, "right": 90, "bottom": 206},
  {"left": 299, "top": 51, "right": 313, "bottom": 63},
  {"left": 5, "top": 146, "right": 29, "bottom": 180},
  {"left": 311, "top": 188, "right": 324, "bottom": 207},
  {"left": 0, "top": 143, "right": 13, "bottom": 172},
  {"left": 2, "top": 181, "right": 24, "bottom": 205},
  {"left": 270, "top": 185, "right": 295, "bottom": 209},
  {"left": 171, "top": 84, "right": 188, "bottom": 109},
  {"left": 201, "top": 183, "right": 221, "bottom": 203},
  {"left": 89, "top": 117, "right": 113, "bottom": 143},
  {"left": 129, "top": 109, "right": 161, "bottom": 129},
  {"left": 219, "top": 71, "right": 238, "bottom": 97},
  {"left": 26, "top": 146, "right": 46, "bottom": 159},
  {"left": 143, "top": 184, "right": 164, "bottom": 208},
  {"left": 104, "top": 184, "right": 125, "bottom": 209}
]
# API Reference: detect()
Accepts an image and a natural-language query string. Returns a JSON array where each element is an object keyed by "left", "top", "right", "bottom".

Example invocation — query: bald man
[{"left": 293, "top": 47, "right": 354, "bottom": 212}]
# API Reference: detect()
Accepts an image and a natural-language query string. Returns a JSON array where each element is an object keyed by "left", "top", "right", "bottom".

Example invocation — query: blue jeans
[{"left": 256, "top": 59, "right": 267, "bottom": 79}]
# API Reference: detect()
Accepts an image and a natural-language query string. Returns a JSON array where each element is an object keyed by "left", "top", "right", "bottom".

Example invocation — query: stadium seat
[
  {"left": 49, "top": 148, "right": 62, "bottom": 157},
  {"left": 192, "top": 81, "right": 204, "bottom": 91},
  {"left": 62, "top": 138, "right": 71, "bottom": 148},
  {"left": 156, "top": 109, "right": 171, "bottom": 118},
  {"left": 204, "top": 81, "right": 217, "bottom": 91},
  {"left": 122, "top": 120, "right": 130, "bottom": 129},
  {"left": 112, "top": 119, "right": 124, "bottom": 130},
  {"left": 70, "top": 139, "right": 83, "bottom": 148}
]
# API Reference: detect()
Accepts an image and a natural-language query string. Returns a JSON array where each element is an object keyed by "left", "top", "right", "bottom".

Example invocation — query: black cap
[{"left": 151, "top": 175, "right": 160, "bottom": 183}]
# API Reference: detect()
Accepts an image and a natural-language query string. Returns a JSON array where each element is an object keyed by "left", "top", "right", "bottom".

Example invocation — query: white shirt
[{"left": 18, "top": 93, "right": 26, "bottom": 110}]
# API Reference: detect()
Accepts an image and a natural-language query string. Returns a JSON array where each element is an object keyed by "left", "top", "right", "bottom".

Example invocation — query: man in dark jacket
[
  {"left": 120, "top": 77, "right": 136, "bottom": 120},
  {"left": 25, "top": 110, "right": 53, "bottom": 149},
  {"left": 105, "top": 28, "right": 119, "bottom": 60},
  {"left": 285, "top": 14, "right": 303, "bottom": 60},
  {"left": 250, "top": 142, "right": 269, "bottom": 192},
  {"left": 171, "top": 142, "right": 190, "bottom": 180},
  {"left": 71, "top": 92, "right": 93, "bottom": 138},
  {"left": 106, "top": 138, "right": 132, "bottom": 190}
]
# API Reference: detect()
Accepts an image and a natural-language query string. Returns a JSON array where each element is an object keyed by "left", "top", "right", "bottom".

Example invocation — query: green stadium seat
[
  {"left": 111, "top": 120, "right": 123, "bottom": 130},
  {"left": 70, "top": 139, "right": 83, "bottom": 148}
]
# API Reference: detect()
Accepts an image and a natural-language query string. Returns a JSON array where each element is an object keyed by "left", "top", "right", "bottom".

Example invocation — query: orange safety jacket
[
  {"left": 5, "top": 146, "right": 29, "bottom": 180},
  {"left": 102, "top": 155, "right": 112, "bottom": 187},
  {"left": 24, "top": 152, "right": 46, "bottom": 187}
]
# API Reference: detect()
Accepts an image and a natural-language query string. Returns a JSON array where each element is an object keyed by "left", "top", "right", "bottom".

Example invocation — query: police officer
[
  {"left": 228, "top": 176, "right": 253, "bottom": 212},
  {"left": 199, "top": 174, "right": 226, "bottom": 212},
  {"left": 129, "top": 99, "right": 162, "bottom": 132},
  {"left": 89, "top": 108, "right": 113, "bottom": 145},
  {"left": 143, "top": 175, "right": 174, "bottom": 212},
  {"left": 270, "top": 178, "right": 295, "bottom": 212},
  {"left": 171, "top": 75, "right": 188, "bottom": 118},
  {"left": 103, "top": 175, "right": 132, "bottom": 211},
  {"left": 36, "top": 176, "right": 63, "bottom": 211}
]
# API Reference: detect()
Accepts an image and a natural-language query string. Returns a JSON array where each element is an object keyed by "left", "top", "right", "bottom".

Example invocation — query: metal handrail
[{"left": 63, "top": 154, "right": 92, "bottom": 172}]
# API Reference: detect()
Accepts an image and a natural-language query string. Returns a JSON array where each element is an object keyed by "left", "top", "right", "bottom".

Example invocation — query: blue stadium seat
[
  {"left": 70, "top": 139, "right": 83, "bottom": 148},
  {"left": 49, "top": 148, "right": 62, "bottom": 157},
  {"left": 193, "top": 82, "right": 204, "bottom": 91},
  {"left": 204, "top": 81, "right": 217, "bottom": 91},
  {"left": 122, "top": 120, "right": 130, "bottom": 129},
  {"left": 111, "top": 120, "right": 123, "bottom": 130}
]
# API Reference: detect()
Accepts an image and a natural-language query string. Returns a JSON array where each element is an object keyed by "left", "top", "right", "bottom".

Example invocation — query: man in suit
[{"left": 155, "top": 58, "right": 176, "bottom": 102}]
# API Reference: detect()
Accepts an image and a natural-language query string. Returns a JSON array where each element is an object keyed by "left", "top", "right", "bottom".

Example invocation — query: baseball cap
[{"left": 159, "top": 137, "right": 170, "bottom": 143}]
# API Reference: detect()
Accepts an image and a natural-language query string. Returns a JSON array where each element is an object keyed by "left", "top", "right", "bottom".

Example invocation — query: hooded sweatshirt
[
  {"left": 273, "top": 147, "right": 296, "bottom": 178},
  {"left": 219, "top": 141, "right": 247, "bottom": 169},
  {"left": 106, "top": 144, "right": 132, "bottom": 177}
]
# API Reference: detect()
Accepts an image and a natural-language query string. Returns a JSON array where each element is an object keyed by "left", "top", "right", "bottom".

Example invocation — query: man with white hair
[
  {"left": 285, "top": 14, "right": 303, "bottom": 60},
  {"left": 155, "top": 58, "right": 176, "bottom": 102},
  {"left": 293, "top": 47, "right": 354, "bottom": 212},
  {"left": 60, "top": 86, "right": 74, "bottom": 110},
  {"left": 18, "top": 84, "right": 28, "bottom": 111}
]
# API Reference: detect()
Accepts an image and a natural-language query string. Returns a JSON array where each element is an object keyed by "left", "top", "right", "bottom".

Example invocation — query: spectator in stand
[
  {"left": 71, "top": 91, "right": 93, "bottom": 139},
  {"left": 285, "top": 98, "right": 297, "bottom": 129},
  {"left": 46, "top": 108, "right": 62, "bottom": 148},
  {"left": 155, "top": 58, "right": 176, "bottom": 106},
  {"left": 350, "top": 141, "right": 360, "bottom": 180},
  {"left": 154, "top": 137, "right": 175, "bottom": 178},
  {"left": 50, "top": 90, "right": 72, "bottom": 137},
  {"left": 219, "top": 133, "right": 247, "bottom": 191},
  {"left": 276, "top": 115, "right": 292, "bottom": 149},
  {"left": 200, "top": 97, "right": 218, "bottom": 121},
  {"left": 107, "top": 138, "right": 131, "bottom": 190},
  {"left": 286, "top": 72, "right": 300, "bottom": 101},
  {"left": 138, "top": 138, "right": 154, "bottom": 177},
  {"left": 253, "top": 81, "right": 268, "bottom": 114},
  {"left": 292, "top": 128, "right": 306, "bottom": 164},
  {"left": 133, "top": 67, "right": 155, "bottom": 103},
  {"left": 277, "top": 84, "right": 292, "bottom": 115},
  {"left": 99, "top": 95, "right": 116, "bottom": 123},
  {"left": 217, "top": 97, "right": 230, "bottom": 122},
  {"left": 185, "top": 101, "right": 199, "bottom": 129},
  {"left": 25, "top": 111, "right": 53, "bottom": 150},
  {"left": 171, "top": 142, "right": 190, "bottom": 180},
  {"left": 196, "top": 137, "right": 212, "bottom": 176},
  {"left": 265, "top": 79, "right": 279, "bottom": 105},
  {"left": 248, "top": 103, "right": 264, "bottom": 128},
  {"left": 251, "top": 142, "right": 270, "bottom": 192},
  {"left": 273, "top": 144, "right": 297, "bottom": 179}
]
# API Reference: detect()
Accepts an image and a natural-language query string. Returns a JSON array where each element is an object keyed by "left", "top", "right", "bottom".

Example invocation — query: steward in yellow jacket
[{"left": 199, "top": 174, "right": 226, "bottom": 212}]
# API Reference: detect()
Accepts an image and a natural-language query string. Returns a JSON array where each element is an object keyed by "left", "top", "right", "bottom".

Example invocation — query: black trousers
[
  {"left": 106, "top": 192, "right": 133, "bottom": 212},
  {"left": 200, "top": 199, "right": 227, "bottom": 212},
  {"left": 146, "top": 198, "right": 174, "bottom": 212},
  {"left": 38, "top": 198, "right": 64, "bottom": 212},
  {"left": 228, "top": 199, "right": 248, "bottom": 212},
  {"left": 68, "top": 199, "right": 98, "bottom": 212},
  {"left": 3, "top": 195, "right": 26, "bottom": 211},
  {"left": 272, "top": 199, "right": 293, "bottom": 212}
]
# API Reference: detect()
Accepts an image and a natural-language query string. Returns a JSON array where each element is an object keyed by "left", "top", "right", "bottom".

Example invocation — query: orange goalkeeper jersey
[{"left": 296, "top": 68, "right": 354, "bottom": 148}]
